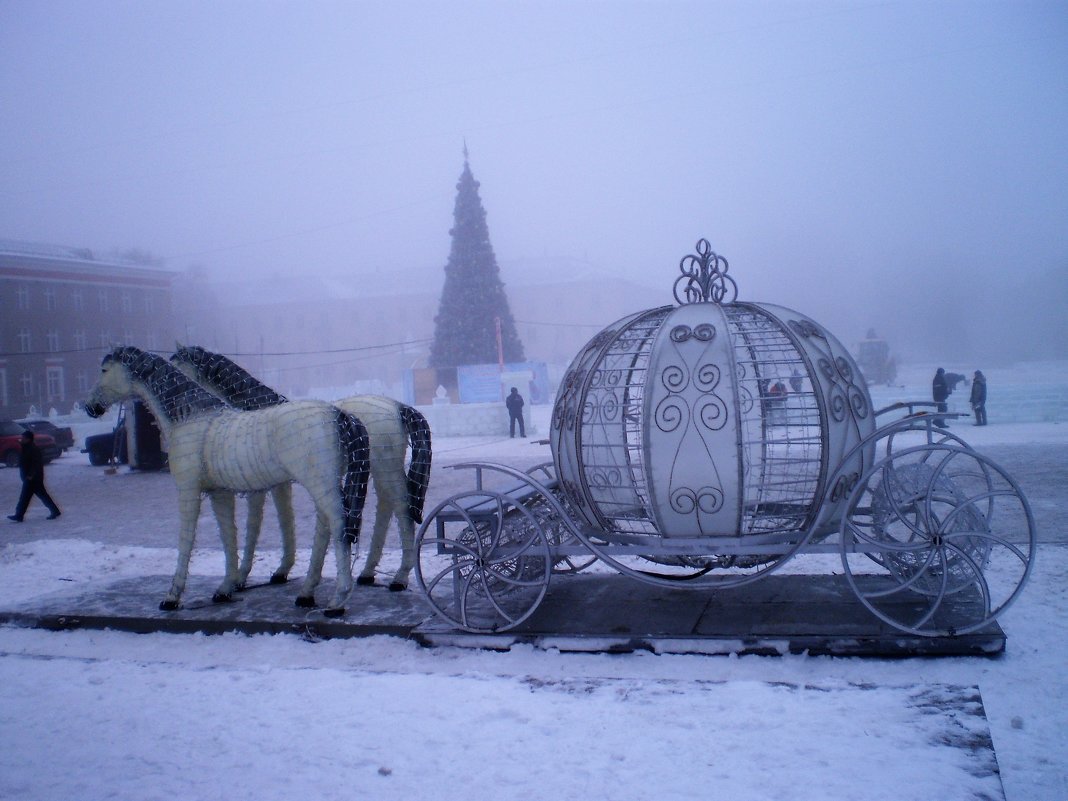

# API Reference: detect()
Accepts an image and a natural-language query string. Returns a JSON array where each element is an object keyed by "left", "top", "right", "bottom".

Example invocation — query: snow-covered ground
[{"left": 1, "top": 405, "right": 1065, "bottom": 800}]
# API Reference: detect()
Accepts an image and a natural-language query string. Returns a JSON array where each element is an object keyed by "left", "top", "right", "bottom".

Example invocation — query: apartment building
[{"left": 0, "top": 240, "right": 176, "bottom": 418}]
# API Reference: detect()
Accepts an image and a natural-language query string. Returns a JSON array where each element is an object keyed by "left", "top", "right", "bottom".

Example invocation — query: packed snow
[{"left": 1, "top": 402, "right": 1065, "bottom": 800}]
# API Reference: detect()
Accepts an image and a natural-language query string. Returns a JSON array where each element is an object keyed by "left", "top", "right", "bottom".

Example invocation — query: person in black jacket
[
  {"left": 932, "top": 367, "right": 951, "bottom": 428},
  {"left": 970, "top": 370, "right": 988, "bottom": 426},
  {"left": 506, "top": 387, "right": 526, "bottom": 438},
  {"left": 8, "top": 430, "right": 61, "bottom": 522}
]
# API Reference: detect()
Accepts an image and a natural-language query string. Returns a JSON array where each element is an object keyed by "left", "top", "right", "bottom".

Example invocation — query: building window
[
  {"left": 73, "top": 330, "right": 87, "bottom": 351},
  {"left": 44, "top": 287, "right": 56, "bottom": 311},
  {"left": 46, "top": 330, "right": 60, "bottom": 353},
  {"left": 46, "top": 366, "right": 64, "bottom": 403},
  {"left": 100, "top": 331, "right": 112, "bottom": 348},
  {"left": 121, "top": 292, "right": 133, "bottom": 314},
  {"left": 98, "top": 290, "right": 109, "bottom": 313},
  {"left": 145, "top": 293, "right": 155, "bottom": 314},
  {"left": 0, "top": 369, "right": 7, "bottom": 408},
  {"left": 18, "top": 329, "right": 31, "bottom": 353},
  {"left": 71, "top": 288, "right": 85, "bottom": 312},
  {"left": 21, "top": 373, "right": 33, "bottom": 399},
  {"left": 75, "top": 370, "right": 89, "bottom": 394},
  {"left": 17, "top": 285, "right": 30, "bottom": 309}
]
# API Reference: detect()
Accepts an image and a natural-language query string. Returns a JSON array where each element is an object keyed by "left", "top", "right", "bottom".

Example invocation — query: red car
[{"left": 0, "top": 420, "right": 59, "bottom": 468}]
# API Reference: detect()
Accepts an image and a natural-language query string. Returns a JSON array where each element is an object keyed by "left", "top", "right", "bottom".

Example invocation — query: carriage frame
[{"left": 415, "top": 397, "right": 1036, "bottom": 639}]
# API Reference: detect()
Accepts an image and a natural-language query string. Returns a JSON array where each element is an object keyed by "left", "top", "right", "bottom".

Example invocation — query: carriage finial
[{"left": 673, "top": 238, "right": 738, "bottom": 305}]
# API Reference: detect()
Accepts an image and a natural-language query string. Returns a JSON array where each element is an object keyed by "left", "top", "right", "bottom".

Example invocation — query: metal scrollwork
[
  {"left": 674, "top": 239, "right": 738, "bottom": 305},
  {"left": 789, "top": 319, "right": 825, "bottom": 339}
]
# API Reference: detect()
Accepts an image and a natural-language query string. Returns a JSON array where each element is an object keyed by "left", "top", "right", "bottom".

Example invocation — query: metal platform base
[
  {"left": 415, "top": 573, "right": 1005, "bottom": 657},
  {"left": 0, "top": 572, "right": 1004, "bottom": 657}
]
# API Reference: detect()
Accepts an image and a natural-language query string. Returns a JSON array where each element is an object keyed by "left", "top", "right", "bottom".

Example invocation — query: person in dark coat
[
  {"left": 970, "top": 370, "right": 988, "bottom": 426},
  {"left": 8, "top": 430, "right": 61, "bottom": 522},
  {"left": 506, "top": 387, "right": 526, "bottom": 438},
  {"left": 932, "top": 367, "right": 951, "bottom": 428}
]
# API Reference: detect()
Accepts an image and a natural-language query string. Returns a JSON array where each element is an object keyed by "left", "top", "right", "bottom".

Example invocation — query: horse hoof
[
  {"left": 212, "top": 592, "right": 234, "bottom": 604},
  {"left": 295, "top": 596, "right": 316, "bottom": 608},
  {"left": 323, "top": 606, "right": 345, "bottom": 618},
  {"left": 356, "top": 575, "right": 376, "bottom": 587},
  {"left": 388, "top": 582, "right": 407, "bottom": 592},
  {"left": 269, "top": 573, "right": 289, "bottom": 585},
  {"left": 159, "top": 600, "right": 179, "bottom": 611}
]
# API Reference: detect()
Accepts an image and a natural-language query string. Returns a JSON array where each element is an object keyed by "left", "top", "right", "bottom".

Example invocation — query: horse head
[
  {"left": 84, "top": 347, "right": 147, "bottom": 417},
  {"left": 170, "top": 342, "right": 210, "bottom": 383}
]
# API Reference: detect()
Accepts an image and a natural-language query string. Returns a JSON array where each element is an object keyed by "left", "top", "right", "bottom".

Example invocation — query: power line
[{"left": 0, "top": 337, "right": 431, "bottom": 360}]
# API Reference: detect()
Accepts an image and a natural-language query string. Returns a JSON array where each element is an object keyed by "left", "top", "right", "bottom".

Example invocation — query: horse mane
[
  {"left": 172, "top": 344, "right": 288, "bottom": 411},
  {"left": 105, "top": 346, "right": 227, "bottom": 422}
]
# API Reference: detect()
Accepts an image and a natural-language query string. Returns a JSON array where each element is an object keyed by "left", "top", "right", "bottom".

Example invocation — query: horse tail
[
  {"left": 399, "top": 404, "right": 432, "bottom": 524},
  {"left": 335, "top": 409, "right": 370, "bottom": 544}
]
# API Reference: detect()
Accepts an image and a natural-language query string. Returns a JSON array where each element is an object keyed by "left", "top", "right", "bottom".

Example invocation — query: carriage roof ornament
[{"left": 673, "top": 238, "right": 738, "bottom": 306}]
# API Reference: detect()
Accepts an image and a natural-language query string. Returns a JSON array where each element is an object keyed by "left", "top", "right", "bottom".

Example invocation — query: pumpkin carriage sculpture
[{"left": 415, "top": 240, "right": 1036, "bottom": 637}]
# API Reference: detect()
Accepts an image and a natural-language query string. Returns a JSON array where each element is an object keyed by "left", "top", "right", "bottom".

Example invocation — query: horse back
[{"left": 200, "top": 403, "right": 344, "bottom": 492}]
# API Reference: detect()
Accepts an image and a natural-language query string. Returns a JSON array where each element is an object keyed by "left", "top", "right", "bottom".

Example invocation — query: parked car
[
  {"left": 18, "top": 419, "right": 75, "bottom": 452},
  {"left": 0, "top": 420, "right": 59, "bottom": 468}
]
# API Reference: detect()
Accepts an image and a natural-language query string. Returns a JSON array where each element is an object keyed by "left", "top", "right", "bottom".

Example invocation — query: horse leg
[
  {"left": 325, "top": 520, "right": 354, "bottom": 617},
  {"left": 390, "top": 509, "right": 417, "bottom": 592},
  {"left": 161, "top": 490, "right": 202, "bottom": 610},
  {"left": 238, "top": 491, "right": 267, "bottom": 589},
  {"left": 209, "top": 491, "right": 241, "bottom": 603},
  {"left": 295, "top": 511, "right": 331, "bottom": 608},
  {"left": 269, "top": 482, "right": 296, "bottom": 584},
  {"left": 356, "top": 491, "right": 392, "bottom": 587},
  {"left": 374, "top": 477, "right": 416, "bottom": 591}
]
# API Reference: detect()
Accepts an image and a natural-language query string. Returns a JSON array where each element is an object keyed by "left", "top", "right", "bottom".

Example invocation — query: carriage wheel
[
  {"left": 840, "top": 444, "right": 1036, "bottom": 637},
  {"left": 415, "top": 490, "right": 553, "bottom": 633}
]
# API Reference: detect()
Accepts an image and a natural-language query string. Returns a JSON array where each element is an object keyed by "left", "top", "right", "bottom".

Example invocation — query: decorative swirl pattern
[
  {"left": 670, "top": 323, "right": 717, "bottom": 343},
  {"left": 789, "top": 319, "right": 825, "bottom": 339},
  {"left": 588, "top": 468, "right": 622, "bottom": 489},
  {"left": 673, "top": 239, "right": 738, "bottom": 305},
  {"left": 829, "top": 387, "right": 847, "bottom": 422},
  {"left": 655, "top": 396, "right": 686, "bottom": 433},
  {"left": 818, "top": 357, "right": 836, "bottom": 382},
  {"left": 848, "top": 385, "right": 870, "bottom": 419},
  {"left": 660, "top": 364, "right": 687, "bottom": 393},
  {"left": 698, "top": 396, "right": 729, "bottom": 431},
  {"left": 670, "top": 486, "right": 725, "bottom": 515},
  {"left": 738, "top": 385, "right": 755, "bottom": 414},
  {"left": 834, "top": 356, "right": 854, "bottom": 382},
  {"left": 695, "top": 362, "right": 721, "bottom": 392}
]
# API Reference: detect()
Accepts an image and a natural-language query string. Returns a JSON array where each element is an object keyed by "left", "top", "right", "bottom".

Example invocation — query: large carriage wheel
[
  {"left": 840, "top": 443, "right": 1036, "bottom": 637},
  {"left": 415, "top": 490, "right": 553, "bottom": 633}
]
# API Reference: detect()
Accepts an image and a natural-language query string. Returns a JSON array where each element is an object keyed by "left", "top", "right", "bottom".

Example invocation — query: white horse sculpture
[
  {"left": 170, "top": 344, "right": 432, "bottom": 591},
  {"left": 85, "top": 346, "right": 370, "bottom": 616}
]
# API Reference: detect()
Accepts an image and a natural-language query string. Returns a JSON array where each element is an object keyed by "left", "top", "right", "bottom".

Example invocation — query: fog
[{"left": 2, "top": 1, "right": 1066, "bottom": 365}]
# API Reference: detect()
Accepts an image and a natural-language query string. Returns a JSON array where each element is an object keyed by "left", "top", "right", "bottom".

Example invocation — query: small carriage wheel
[
  {"left": 840, "top": 443, "right": 1036, "bottom": 637},
  {"left": 415, "top": 490, "right": 553, "bottom": 633},
  {"left": 536, "top": 489, "right": 597, "bottom": 575}
]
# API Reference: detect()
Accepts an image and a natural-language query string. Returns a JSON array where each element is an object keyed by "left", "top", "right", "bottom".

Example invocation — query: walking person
[
  {"left": 932, "top": 367, "right": 951, "bottom": 429},
  {"left": 8, "top": 430, "right": 61, "bottom": 522},
  {"left": 970, "top": 370, "right": 988, "bottom": 426},
  {"left": 506, "top": 386, "right": 526, "bottom": 438}
]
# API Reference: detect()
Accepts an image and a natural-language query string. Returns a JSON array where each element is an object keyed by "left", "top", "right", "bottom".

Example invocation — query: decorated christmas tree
[{"left": 429, "top": 148, "right": 525, "bottom": 368}]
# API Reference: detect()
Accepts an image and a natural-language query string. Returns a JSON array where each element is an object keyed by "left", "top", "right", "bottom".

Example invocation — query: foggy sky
[{"left": 2, "top": 0, "right": 1066, "bottom": 365}]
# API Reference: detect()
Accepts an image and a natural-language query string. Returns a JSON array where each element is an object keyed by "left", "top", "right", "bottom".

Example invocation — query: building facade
[{"left": 0, "top": 241, "right": 176, "bottom": 419}]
